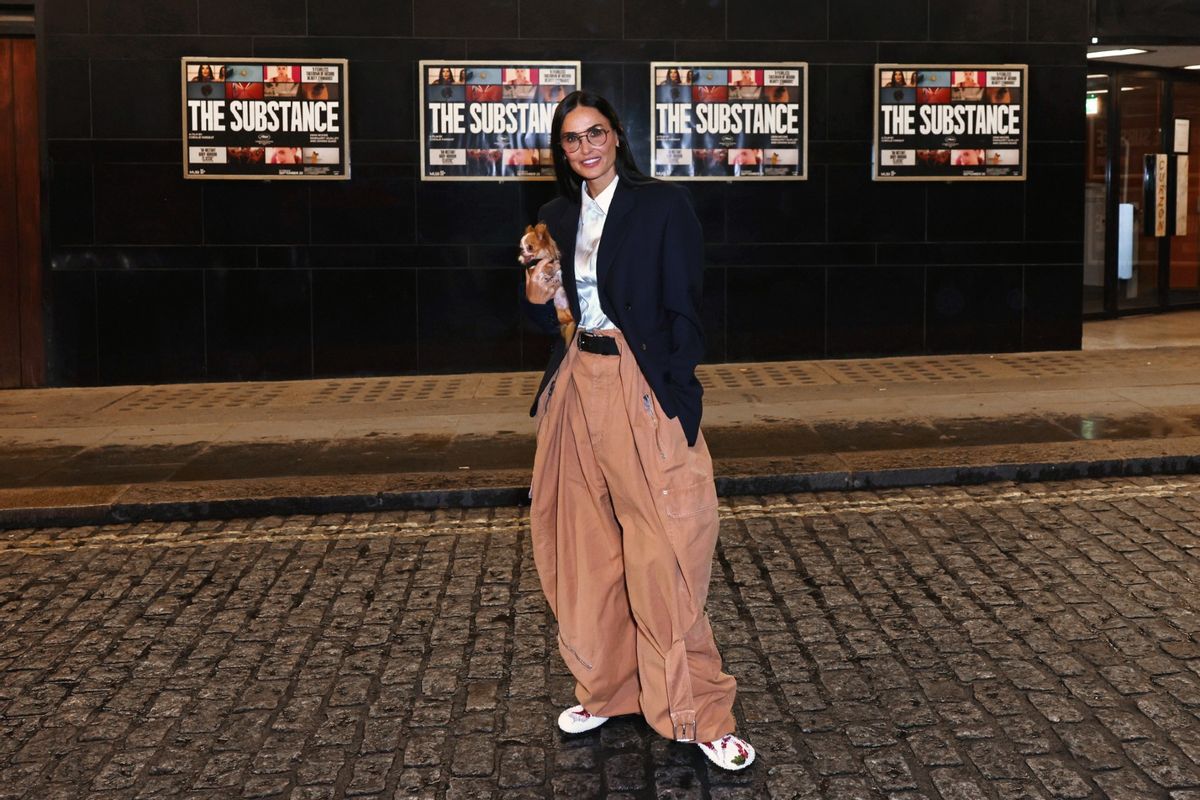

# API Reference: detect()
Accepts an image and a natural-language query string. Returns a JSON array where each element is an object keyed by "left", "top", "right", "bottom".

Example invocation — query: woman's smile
[{"left": 562, "top": 106, "right": 618, "bottom": 196}]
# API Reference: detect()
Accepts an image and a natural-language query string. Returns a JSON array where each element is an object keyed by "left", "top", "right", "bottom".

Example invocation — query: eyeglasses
[{"left": 560, "top": 125, "right": 610, "bottom": 152}]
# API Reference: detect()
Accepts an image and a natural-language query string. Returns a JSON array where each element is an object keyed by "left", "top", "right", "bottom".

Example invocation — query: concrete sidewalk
[{"left": 3, "top": 334, "right": 1200, "bottom": 527}]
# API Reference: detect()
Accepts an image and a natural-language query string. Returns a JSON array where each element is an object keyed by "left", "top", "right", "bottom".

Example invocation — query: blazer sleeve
[
  {"left": 519, "top": 282, "right": 560, "bottom": 337},
  {"left": 660, "top": 189, "right": 706, "bottom": 444}
]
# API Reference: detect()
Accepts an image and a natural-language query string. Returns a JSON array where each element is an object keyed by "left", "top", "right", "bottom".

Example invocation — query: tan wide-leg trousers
[{"left": 529, "top": 329, "right": 737, "bottom": 742}]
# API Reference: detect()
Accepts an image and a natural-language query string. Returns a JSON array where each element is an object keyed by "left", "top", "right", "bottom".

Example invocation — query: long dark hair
[{"left": 550, "top": 90, "right": 653, "bottom": 199}]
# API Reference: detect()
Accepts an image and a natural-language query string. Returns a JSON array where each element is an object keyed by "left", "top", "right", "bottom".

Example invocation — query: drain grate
[
  {"left": 821, "top": 356, "right": 1014, "bottom": 383},
  {"left": 105, "top": 348, "right": 1200, "bottom": 412},
  {"left": 995, "top": 353, "right": 1090, "bottom": 377},
  {"left": 475, "top": 373, "right": 543, "bottom": 398},
  {"left": 117, "top": 384, "right": 287, "bottom": 412},
  {"left": 312, "top": 377, "right": 480, "bottom": 404},
  {"left": 994, "top": 349, "right": 1200, "bottom": 378},
  {"left": 702, "top": 362, "right": 833, "bottom": 390}
]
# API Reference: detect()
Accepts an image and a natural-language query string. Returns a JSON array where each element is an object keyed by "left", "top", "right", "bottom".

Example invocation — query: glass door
[
  {"left": 1116, "top": 71, "right": 1162, "bottom": 311},
  {"left": 1169, "top": 81, "right": 1200, "bottom": 306},
  {"left": 1083, "top": 73, "right": 1108, "bottom": 315},
  {"left": 1083, "top": 65, "right": 1200, "bottom": 317}
]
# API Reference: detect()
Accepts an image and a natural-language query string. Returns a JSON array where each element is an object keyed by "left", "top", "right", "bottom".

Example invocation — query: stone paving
[{"left": 1, "top": 477, "right": 1200, "bottom": 799}]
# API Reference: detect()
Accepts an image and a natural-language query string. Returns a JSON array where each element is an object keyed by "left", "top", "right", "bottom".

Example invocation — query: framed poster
[
  {"left": 419, "top": 60, "right": 581, "bottom": 181},
  {"left": 873, "top": 64, "right": 1027, "bottom": 181},
  {"left": 181, "top": 57, "right": 349, "bottom": 179},
  {"left": 649, "top": 62, "right": 807, "bottom": 180}
]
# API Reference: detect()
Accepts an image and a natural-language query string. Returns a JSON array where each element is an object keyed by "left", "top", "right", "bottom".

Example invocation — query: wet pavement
[
  {"left": 1, "top": 477, "right": 1200, "bottom": 798},
  {"left": 4, "top": 346, "right": 1200, "bottom": 525},
  {"left": 5, "top": 411, "right": 1200, "bottom": 488}
]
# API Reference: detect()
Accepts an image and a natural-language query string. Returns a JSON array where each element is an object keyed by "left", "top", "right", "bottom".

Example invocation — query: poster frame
[
  {"left": 180, "top": 56, "right": 351, "bottom": 181},
  {"left": 872, "top": 62, "right": 1029, "bottom": 182},
  {"left": 648, "top": 61, "right": 809, "bottom": 182},
  {"left": 418, "top": 58, "right": 582, "bottom": 182}
]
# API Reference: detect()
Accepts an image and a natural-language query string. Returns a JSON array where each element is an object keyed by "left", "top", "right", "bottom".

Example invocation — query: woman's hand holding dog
[{"left": 525, "top": 257, "right": 559, "bottom": 304}]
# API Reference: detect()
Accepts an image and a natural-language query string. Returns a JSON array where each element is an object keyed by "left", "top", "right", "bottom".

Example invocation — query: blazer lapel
[
  {"left": 596, "top": 181, "right": 634, "bottom": 290},
  {"left": 554, "top": 199, "right": 582, "bottom": 322}
]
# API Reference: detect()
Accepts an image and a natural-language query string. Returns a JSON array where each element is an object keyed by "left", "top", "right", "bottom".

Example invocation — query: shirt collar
[{"left": 581, "top": 174, "right": 619, "bottom": 216}]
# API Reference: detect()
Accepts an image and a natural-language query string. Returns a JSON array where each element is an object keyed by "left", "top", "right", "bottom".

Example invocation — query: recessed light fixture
[
  {"left": 1091, "top": 37, "right": 1099, "bottom": 44},
  {"left": 1185, "top": 65, "right": 1200, "bottom": 70},
  {"left": 1087, "top": 48, "right": 1149, "bottom": 59}
]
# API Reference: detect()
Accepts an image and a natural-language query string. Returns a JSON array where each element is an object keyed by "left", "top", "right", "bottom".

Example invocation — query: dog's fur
[{"left": 520, "top": 223, "right": 576, "bottom": 344}]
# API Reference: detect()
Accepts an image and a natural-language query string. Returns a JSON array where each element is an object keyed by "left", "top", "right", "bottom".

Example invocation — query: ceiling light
[
  {"left": 1087, "top": 48, "right": 1149, "bottom": 59},
  {"left": 1185, "top": 65, "right": 1200, "bottom": 70},
  {"left": 1087, "top": 74, "right": 1108, "bottom": 79}
]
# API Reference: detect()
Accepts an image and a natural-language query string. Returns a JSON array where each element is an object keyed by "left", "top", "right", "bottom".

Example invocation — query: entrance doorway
[
  {"left": 1084, "top": 49, "right": 1200, "bottom": 318},
  {"left": 0, "top": 35, "right": 44, "bottom": 387}
]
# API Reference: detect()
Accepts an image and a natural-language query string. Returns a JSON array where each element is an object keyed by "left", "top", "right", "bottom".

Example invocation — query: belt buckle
[{"left": 672, "top": 720, "right": 697, "bottom": 742}]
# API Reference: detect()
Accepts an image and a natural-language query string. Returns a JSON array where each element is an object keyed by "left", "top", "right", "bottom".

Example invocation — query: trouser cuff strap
[{"left": 670, "top": 712, "right": 698, "bottom": 742}]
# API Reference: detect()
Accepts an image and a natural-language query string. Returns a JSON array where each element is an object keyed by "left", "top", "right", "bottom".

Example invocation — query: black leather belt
[{"left": 577, "top": 330, "right": 619, "bottom": 355}]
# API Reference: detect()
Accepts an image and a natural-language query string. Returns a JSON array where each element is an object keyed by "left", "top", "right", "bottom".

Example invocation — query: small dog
[{"left": 519, "top": 223, "right": 576, "bottom": 344}]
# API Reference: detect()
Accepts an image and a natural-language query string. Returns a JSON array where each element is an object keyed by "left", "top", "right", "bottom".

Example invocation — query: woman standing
[{"left": 521, "top": 90, "right": 754, "bottom": 771}]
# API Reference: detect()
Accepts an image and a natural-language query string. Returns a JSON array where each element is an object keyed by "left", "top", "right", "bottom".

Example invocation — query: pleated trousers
[{"left": 529, "top": 329, "right": 737, "bottom": 742}]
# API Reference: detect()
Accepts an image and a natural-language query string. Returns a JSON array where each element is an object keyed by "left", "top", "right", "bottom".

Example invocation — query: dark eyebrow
[{"left": 561, "top": 124, "right": 605, "bottom": 137}]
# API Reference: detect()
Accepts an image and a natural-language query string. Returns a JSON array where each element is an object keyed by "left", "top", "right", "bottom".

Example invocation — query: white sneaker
[
  {"left": 698, "top": 734, "right": 756, "bottom": 770},
  {"left": 557, "top": 704, "right": 609, "bottom": 734}
]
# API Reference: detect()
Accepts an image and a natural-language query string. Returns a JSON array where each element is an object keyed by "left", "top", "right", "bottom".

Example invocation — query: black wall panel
[
  {"left": 42, "top": 0, "right": 1089, "bottom": 385},
  {"left": 827, "top": 266, "right": 926, "bottom": 356},
  {"left": 925, "top": 264, "right": 1024, "bottom": 354},
  {"left": 312, "top": 270, "right": 419, "bottom": 376},
  {"left": 204, "top": 270, "right": 311, "bottom": 380},
  {"left": 1093, "top": 0, "right": 1200, "bottom": 40},
  {"left": 96, "top": 270, "right": 205, "bottom": 384}
]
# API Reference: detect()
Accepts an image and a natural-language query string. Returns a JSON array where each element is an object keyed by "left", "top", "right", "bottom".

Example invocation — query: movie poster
[
  {"left": 420, "top": 60, "right": 580, "bottom": 181},
  {"left": 873, "top": 64, "right": 1028, "bottom": 181},
  {"left": 650, "top": 62, "right": 807, "bottom": 180},
  {"left": 181, "top": 58, "right": 349, "bottom": 179}
]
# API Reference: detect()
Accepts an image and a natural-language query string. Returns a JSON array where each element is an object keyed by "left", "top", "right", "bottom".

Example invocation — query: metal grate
[
  {"left": 313, "top": 376, "right": 483, "bottom": 403},
  {"left": 700, "top": 362, "right": 833, "bottom": 390},
  {"left": 312, "top": 377, "right": 469, "bottom": 404},
  {"left": 475, "top": 373, "right": 543, "bottom": 398},
  {"left": 995, "top": 353, "right": 1092, "bottom": 377},
  {"left": 993, "top": 349, "right": 1200, "bottom": 378},
  {"left": 104, "top": 348, "right": 1200, "bottom": 412},
  {"left": 820, "top": 356, "right": 1013, "bottom": 383},
  {"left": 116, "top": 384, "right": 286, "bottom": 412}
]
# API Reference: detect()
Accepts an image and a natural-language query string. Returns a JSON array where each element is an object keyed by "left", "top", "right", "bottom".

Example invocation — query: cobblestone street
[{"left": 2, "top": 477, "right": 1200, "bottom": 799}]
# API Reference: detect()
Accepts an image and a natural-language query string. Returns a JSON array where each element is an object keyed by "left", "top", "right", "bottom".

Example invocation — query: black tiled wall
[{"left": 43, "top": 0, "right": 1092, "bottom": 385}]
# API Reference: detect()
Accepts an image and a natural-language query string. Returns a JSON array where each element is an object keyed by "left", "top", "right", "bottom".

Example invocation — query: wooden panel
[
  {"left": 0, "top": 40, "right": 21, "bottom": 387},
  {"left": 13, "top": 38, "right": 42, "bottom": 386}
]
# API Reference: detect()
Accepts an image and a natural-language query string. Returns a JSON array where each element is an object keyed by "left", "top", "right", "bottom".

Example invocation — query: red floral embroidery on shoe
[
  {"left": 731, "top": 737, "right": 749, "bottom": 765},
  {"left": 702, "top": 735, "right": 748, "bottom": 766}
]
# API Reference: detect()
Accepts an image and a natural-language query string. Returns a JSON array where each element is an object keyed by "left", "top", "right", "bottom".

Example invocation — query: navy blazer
[{"left": 522, "top": 178, "right": 707, "bottom": 446}]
